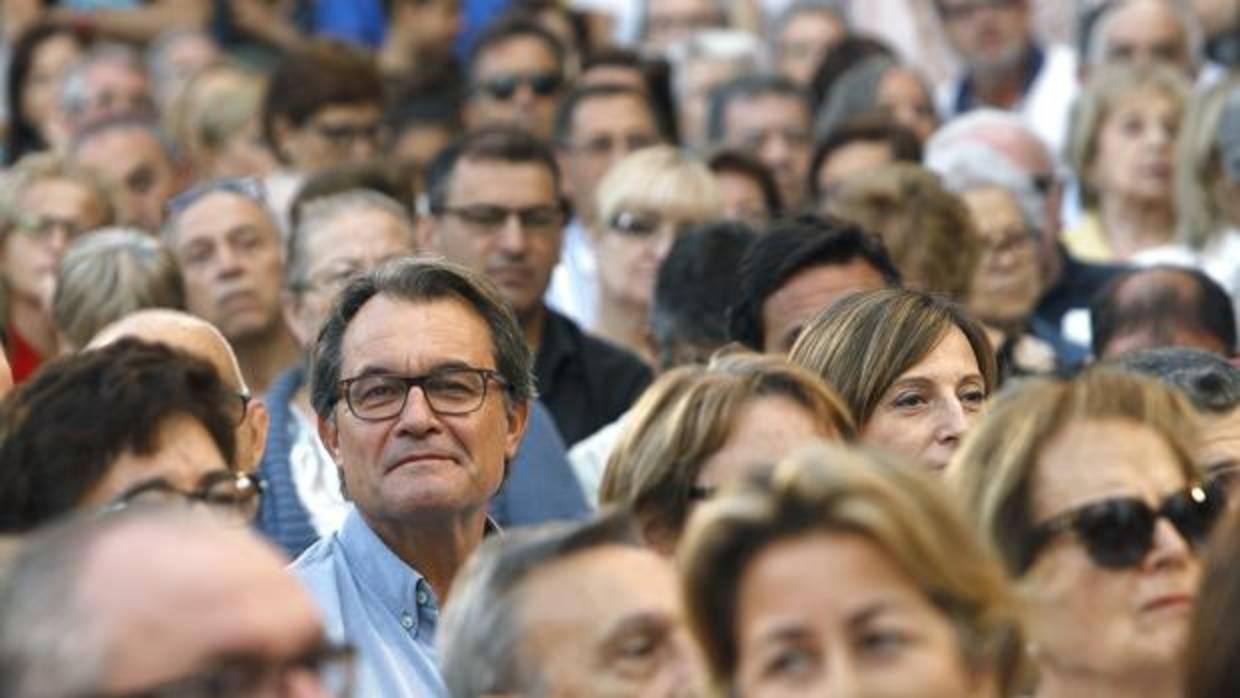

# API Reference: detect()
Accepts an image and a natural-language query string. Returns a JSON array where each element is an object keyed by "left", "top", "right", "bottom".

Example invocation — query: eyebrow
[
  {"left": 600, "top": 611, "right": 672, "bottom": 645},
  {"left": 348, "top": 360, "right": 478, "bottom": 380}
]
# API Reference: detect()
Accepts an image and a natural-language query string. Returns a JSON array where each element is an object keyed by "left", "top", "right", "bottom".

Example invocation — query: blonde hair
[
  {"left": 1065, "top": 62, "right": 1190, "bottom": 209},
  {"left": 826, "top": 163, "right": 980, "bottom": 300},
  {"left": 789, "top": 288, "right": 997, "bottom": 428},
  {"left": 599, "top": 352, "right": 855, "bottom": 542},
  {"left": 0, "top": 152, "right": 121, "bottom": 234},
  {"left": 948, "top": 368, "right": 1201, "bottom": 575},
  {"left": 594, "top": 145, "right": 721, "bottom": 226},
  {"left": 51, "top": 228, "right": 185, "bottom": 350},
  {"left": 680, "top": 442, "right": 1026, "bottom": 697},
  {"left": 1175, "top": 76, "right": 1240, "bottom": 249}
]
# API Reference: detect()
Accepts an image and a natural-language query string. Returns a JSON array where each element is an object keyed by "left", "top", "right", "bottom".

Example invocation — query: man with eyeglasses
[
  {"left": 291, "top": 258, "right": 541, "bottom": 696},
  {"left": 547, "top": 84, "right": 666, "bottom": 329},
  {"left": 0, "top": 339, "right": 261, "bottom": 533},
  {"left": 933, "top": 0, "right": 1079, "bottom": 157},
  {"left": 421, "top": 127, "right": 651, "bottom": 447},
  {"left": 0, "top": 507, "right": 350, "bottom": 698},
  {"left": 463, "top": 16, "right": 566, "bottom": 140},
  {"left": 163, "top": 177, "right": 300, "bottom": 396},
  {"left": 263, "top": 40, "right": 386, "bottom": 176}
]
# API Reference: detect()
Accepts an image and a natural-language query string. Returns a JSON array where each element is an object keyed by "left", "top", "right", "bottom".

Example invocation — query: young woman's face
[{"left": 22, "top": 33, "right": 81, "bottom": 131}]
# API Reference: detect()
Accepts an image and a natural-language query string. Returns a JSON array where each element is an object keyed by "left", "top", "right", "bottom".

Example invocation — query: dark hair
[
  {"left": 505, "top": 1, "right": 590, "bottom": 57},
  {"left": 309, "top": 258, "right": 536, "bottom": 419},
  {"left": 552, "top": 83, "right": 662, "bottom": 146},
  {"left": 1187, "top": 508, "right": 1240, "bottom": 698},
  {"left": 581, "top": 48, "right": 680, "bottom": 142},
  {"left": 705, "top": 74, "right": 807, "bottom": 145},
  {"left": 728, "top": 215, "right": 901, "bottom": 349},
  {"left": 651, "top": 221, "right": 758, "bottom": 369},
  {"left": 809, "top": 114, "right": 922, "bottom": 200},
  {"left": 425, "top": 126, "right": 562, "bottom": 214},
  {"left": 289, "top": 159, "right": 419, "bottom": 228},
  {"left": 5, "top": 23, "right": 85, "bottom": 165},
  {"left": 1110, "top": 346, "right": 1240, "bottom": 414},
  {"left": 386, "top": 71, "right": 463, "bottom": 132},
  {"left": 708, "top": 148, "right": 783, "bottom": 219},
  {"left": 466, "top": 16, "right": 566, "bottom": 82},
  {"left": 807, "top": 35, "right": 895, "bottom": 112},
  {"left": 1090, "top": 266, "right": 1237, "bottom": 358},
  {"left": 0, "top": 339, "right": 239, "bottom": 532},
  {"left": 261, "top": 39, "right": 385, "bottom": 164}
]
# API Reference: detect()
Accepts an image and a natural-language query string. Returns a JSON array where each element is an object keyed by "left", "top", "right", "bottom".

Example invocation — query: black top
[
  {"left": 533, "top": 308, "right": 653, "bottom": 446},
  {"left": 1033, "top": 245, "right": 1128, "bottom": 335}
]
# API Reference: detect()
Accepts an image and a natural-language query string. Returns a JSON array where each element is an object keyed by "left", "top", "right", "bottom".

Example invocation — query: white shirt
[
  {"left": 288, "top": 408, "right": 349, "bottom": 536},
  {"left": 546, "top": 218, "right": 600, "bottom": 329}
]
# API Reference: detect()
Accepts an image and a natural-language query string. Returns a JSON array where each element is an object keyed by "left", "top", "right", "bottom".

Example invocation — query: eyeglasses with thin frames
[
  {"left": 103, "top": 470, "right": 265, "bottom": 522},
  {"left": 437, "top": 204, "right": 565, "bottom": 237}
]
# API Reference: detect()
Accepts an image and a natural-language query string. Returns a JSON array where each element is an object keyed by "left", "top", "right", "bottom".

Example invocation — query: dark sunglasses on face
[
  {"left": 608, "top": 210, "right": 701, "bottom": 238},
  {"left": 1020, "top": 481, "right": 1226, "bottom": 573},
  {"left": 474, "top": 71, "right": 564, "bottom": 100}
]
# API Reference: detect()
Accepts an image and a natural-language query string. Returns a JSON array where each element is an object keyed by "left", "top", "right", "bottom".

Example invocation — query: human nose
[
  {"left": 824, "top": 647, "right": 862, "bottom": 698},
  {"left": 496, "top": 213, "right": 529, "bottom": 255},
  {"left": 934, "top": 397, "right": 969, "bottom": 446},
  {"left": 761, "top": 133, "right": 791, "bottom": 166},
  {"left": 281, "top": 668, "right": 334, "bottom": 698},
  {"left": 394, "top": 382, "right": 441, "bottom": 435},
  {"left": 1144, "top": 516, "right": 1194, "bottom": 572}
]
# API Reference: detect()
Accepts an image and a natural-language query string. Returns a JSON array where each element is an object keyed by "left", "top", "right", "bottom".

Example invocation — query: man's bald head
[
  {"left": 89, "top": 309, "right": 248, "bottom": 394},
  {"left": 1091, "top": 266, "right": 1238, "bottom": 359},
  {"left": 0, "top": 508, "right": 327, "bottom": 697}
]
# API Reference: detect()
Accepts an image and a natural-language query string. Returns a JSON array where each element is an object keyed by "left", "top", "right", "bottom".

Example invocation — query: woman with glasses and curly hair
[{"left": 949, "top": 369, "right": 1226, "bottom": 698}]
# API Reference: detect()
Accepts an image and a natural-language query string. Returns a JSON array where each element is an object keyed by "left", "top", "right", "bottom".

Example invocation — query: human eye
[
  {"left": 427, "top": 370, "right": 483, "bottom": 402},
  {"left": 127, "top": 165, "right": 156, "bottom": 195},
  {"left": 232, "top": 228, "right": 263, "bottom": 251},
  {"left": 182, "top": 241, "right": 214, "bottom": 268},
  {"left": 857, "top": 627, "right": 912, "bottom": 658},
  {"left": 891, "top": 390, "right": 927, "bottom": 410},
  {"left": 762, "top": 645, "right": 816, "bottom": 678},
  {"left": 353, "top": 377, "right": 404, "bottom": 406},
  {"left": 959, "top": 384, "right": 987, "bottom": 408},
  {"left": 521, "top": 206, "right": 562, "bottom": 230}
]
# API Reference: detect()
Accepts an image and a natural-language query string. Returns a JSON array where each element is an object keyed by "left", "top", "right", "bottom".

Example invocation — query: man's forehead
[
  {"left": 177, "top": 192, "right": 275, "bottom": 238},
  {"left": 340, "top": 294, "right": 495, "bottom": 368},
  {"left": 448, "top": 158, "right": 558, "bottom": 201},
  {"left": 476, "top": 35, "right": 557, "bottom": 73}
]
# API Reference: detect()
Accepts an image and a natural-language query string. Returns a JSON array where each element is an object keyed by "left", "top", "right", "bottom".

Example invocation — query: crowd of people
[{"left": 0, "top": 0, "right": 1239, "bottom": 696}]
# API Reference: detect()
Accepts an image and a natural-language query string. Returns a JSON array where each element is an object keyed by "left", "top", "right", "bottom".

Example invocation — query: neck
[
  {"left": 364, "top": 507, "right": 488, "bottom": 603},
  {"left": 377, "top": 26, "right": 416, "bottom": 74},
  {"left": 8, "top": 295, "right": 56, "bottom": 358},
  {"left": 232, "top": 324, "right": 299, "bottom": 396},
  {"left": 1034, "top": 662, "right": 1182, "bottom": 698},
  {"left": 593, "top": 292, "right": 651, "bottom": 363},
  {"left": 1098, "top": 194, "right": 1176, "bottom": 259},
  {"left": 969, "top": 48, "right": 1031, "bottom": 109},
  {"left": 522, "top": 304, "right": 547, "bottom": 355}
]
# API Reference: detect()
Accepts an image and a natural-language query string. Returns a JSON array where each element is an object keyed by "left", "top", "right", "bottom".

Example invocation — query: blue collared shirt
[{"left": 292, "top": 506, "right": 447, "bottom": 698}]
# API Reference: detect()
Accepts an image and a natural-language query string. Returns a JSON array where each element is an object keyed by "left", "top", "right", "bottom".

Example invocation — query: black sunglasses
[
  {"left": 1021, "top": 482, "right": 1226, "bottom": 573},
  {"left": 475, "top": 72, "right": 564, "bottom": 100}
]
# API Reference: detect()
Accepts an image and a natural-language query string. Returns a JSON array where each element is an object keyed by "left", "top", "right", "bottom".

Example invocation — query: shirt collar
[
  {"left": 954, "top": 41, "right": 1046, "bottom": 113},
  {"left": 338, "top": 507, "right": 436, "bottom": 628}
]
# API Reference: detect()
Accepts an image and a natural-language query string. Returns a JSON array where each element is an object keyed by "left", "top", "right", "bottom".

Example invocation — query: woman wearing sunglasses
[
  {"left": 680, "top": 443, "right": 1025, "bottom": 698},
  {"left": 949, "top": 369, "right": 1227, "bottom": 698}
]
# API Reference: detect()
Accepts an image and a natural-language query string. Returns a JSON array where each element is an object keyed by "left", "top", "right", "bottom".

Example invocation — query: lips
[
  {"left": 384, "top": 451, "right": 458, "bottom": 474},
  {"left": 217, "top": 289, "right": 259, "bottom": 311},
  {"left": 488, "top": 266, "right": 535, "bottom": 288},
  {"left": 1141, "top": 593, "right": 1193, "bottom": 613}
]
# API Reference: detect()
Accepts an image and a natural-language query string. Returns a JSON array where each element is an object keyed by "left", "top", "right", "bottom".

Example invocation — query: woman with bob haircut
[
  {"left": 949, "top": 369, "right": 1226, "bottom": 698},
  {"left": 589, "top": 145, "right": 720, "bottom": 362},
  {"left": 1062, "top": 63, "right": 1190, "bottom": 263},
  {"left": 789, "top": 287, "right": 997, "bottom": 471},
  {"left": 599, "top": 352, "right": 854, "bottom": 553},
  {"left": 680, "top": 442, "right": 1025, "bottom": 698}
]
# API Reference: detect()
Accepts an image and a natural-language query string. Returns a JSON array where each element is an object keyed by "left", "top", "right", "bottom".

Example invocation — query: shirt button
[
  {"left": 416, "top": 590, "right": 429, "bottom": 606},
  {"left": 401, "top": 613, "right": 414, "bottom": 630}
]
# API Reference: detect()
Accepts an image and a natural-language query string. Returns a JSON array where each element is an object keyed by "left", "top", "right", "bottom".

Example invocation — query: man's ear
[
  {"left": 240, "top": 399, "right": 271, "bottom": 474},
  {"left": 317, "top": 414, "right": 342, "bottom": 466},
  {"left": 503, "top": 400, "right": 531, "bottom": 463}
]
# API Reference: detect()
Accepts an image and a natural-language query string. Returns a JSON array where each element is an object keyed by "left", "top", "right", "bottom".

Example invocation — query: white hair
[{"left": 666, "top": 29, "right": 769, "bottom": 99}]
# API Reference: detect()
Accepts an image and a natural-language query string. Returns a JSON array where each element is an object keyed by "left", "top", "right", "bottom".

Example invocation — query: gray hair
[
  {"left": 770, "top": 0, "right": 849, "bottom": 39},
  {"left": 1109, "top": 346, "right": 1240, "bottom": 414},
  {"left": 52, "top": 228, "right": 186, "bottom": 350},
  {"left": 926, "top": 139, "right": 1046, "bottom": 233},
  {"left": 438, "top": 510, "right": 641, "bottom": 698},
  {"left": 309, "top": 258, "right": 536, "bottom": 419},
  {"left": 666, "top": 29, "right": 768, "bottom": 100},
  {"left": 59, "top": 44, "right": 145, "bottom": 115},
  {"left": 812, "top": 54, "right": 896, "bottom": 139},
  {"left": 1084, "top": 0, "right": 1204, "bottom": 71},
  {"left": 286, "top": 189, "right": 415, "bottom": 289}
]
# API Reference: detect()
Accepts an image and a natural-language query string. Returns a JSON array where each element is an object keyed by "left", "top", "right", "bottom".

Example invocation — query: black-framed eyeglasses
[
  {"left": 166, "top": 177, "right": 266, "bottom": 219},
  {"left": 13, "top": 212, "right": 87, "bottom": 241},
  {"left": 313, "top": 121, "right": 384, "bottom": 149},
  {"left": 437, "top": 204, "right": 565, "bottom": 236},
  {"left": 1020, "top": 481, "right": 1226, "bottom": 573},
  {"left": 104, "top": 470, "right": 265, "bottom": 522},
  {"left": 338, "top": 366, "right": 510, "bottom": 422},
  {"left": 473, "top": 71, "right": 564, "bottom": 100},
  {"left": 81, "top": 642, "right": 355, "bottom": 698}
]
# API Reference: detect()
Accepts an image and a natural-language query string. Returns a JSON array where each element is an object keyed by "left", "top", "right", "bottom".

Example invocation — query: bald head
[
  {"left": 88, "top": 309, "right": 248, "bottom": 394},
  {"left": 1091, "top": 266, "right": 1237, "bottom": 359},
  {"left": 0, "top": 509, "right": 327, "bottom": 696}
]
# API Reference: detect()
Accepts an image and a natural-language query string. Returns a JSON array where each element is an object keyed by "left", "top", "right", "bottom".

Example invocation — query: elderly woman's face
[
  {"left": 962, "top": 186, "right": 1043, "bottom": 326},
  {"left": 595, "top": 202, "right": 712, "bottom": 309},
  {"left": 2, "top": 177, "right": 105, "bottom": 308},
  {"left": 862, "top": 326, "right": 986, "bottom": 471},
  {"left": 694, "top": 396, "right": 835, "bottom": 495},
  {"left": 735, "top": 531, "right": 996, "bottom": 698},
  {"left": 1090, "top": 87, "right": 1180, "bottom": 205},
  {"left": 1021, "top": 418, "right": 1205, "bottom": 683}
]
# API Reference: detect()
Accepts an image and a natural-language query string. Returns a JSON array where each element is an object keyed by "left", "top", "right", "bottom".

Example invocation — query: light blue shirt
[{"left": 292, "top": 507, "right": 447, "bottom": 698}]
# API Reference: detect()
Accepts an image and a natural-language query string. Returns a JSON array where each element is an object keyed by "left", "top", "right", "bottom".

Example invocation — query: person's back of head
[
  {"left": 52, "top": 228, "right": 186, "bottom": 351},
  {"left": 1091, "top": 265, "right": 1237, "bottom": 359},
  {"left": 728, "top": 214, "right": 901, "bottom": 352},
  {"left": 650, "top": 221, "right": 758, "bottom": 369},
  {"left": 1109, "top": 346, "right": 1240, "bottom": 414},
  {"left": 809, "top": 113, "right": 922, "bottom": 202}
]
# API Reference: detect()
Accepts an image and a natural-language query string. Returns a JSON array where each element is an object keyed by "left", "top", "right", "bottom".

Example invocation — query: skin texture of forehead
[{"left": 88, "top": 308, "right": 248, "bottom": 393}]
